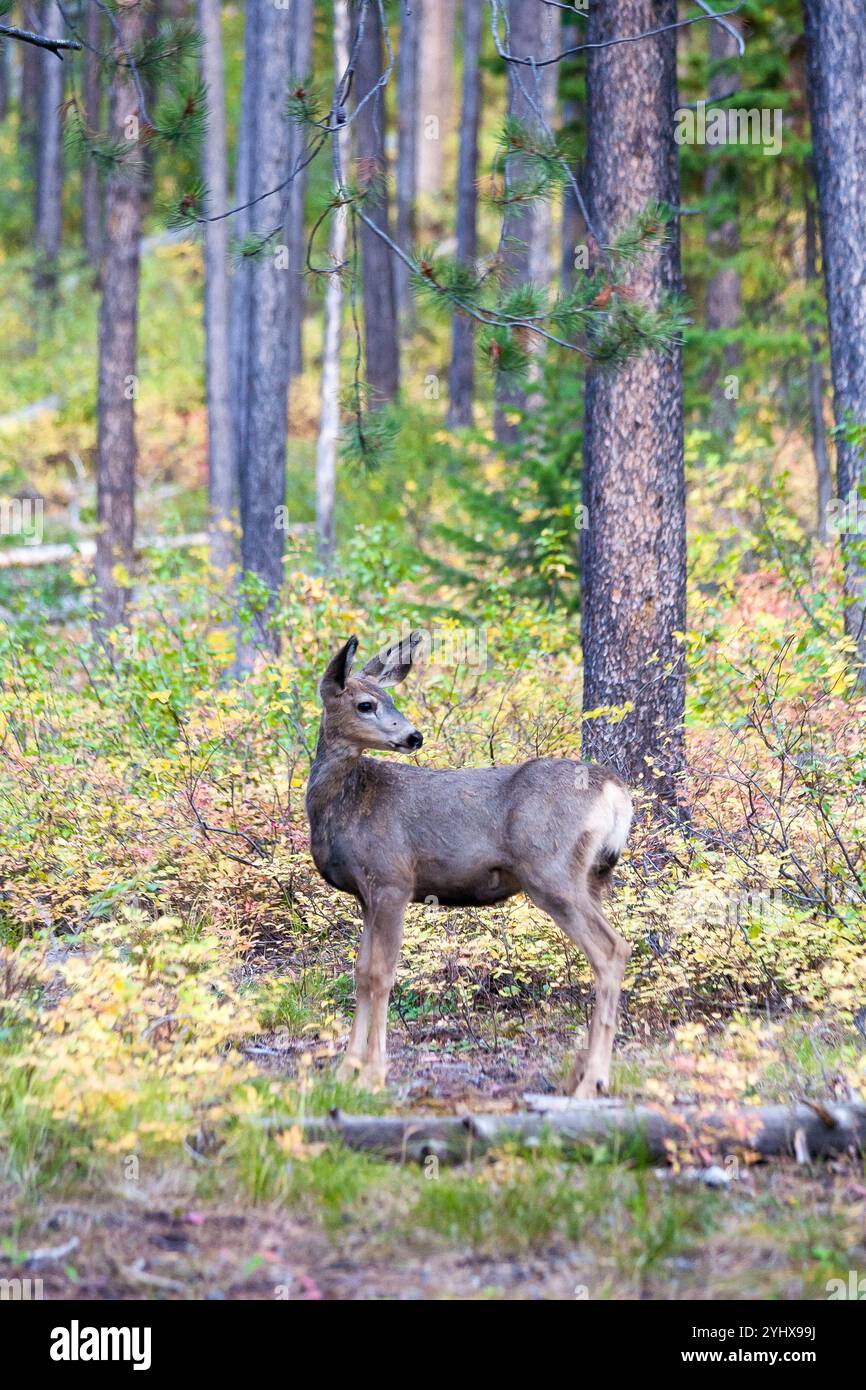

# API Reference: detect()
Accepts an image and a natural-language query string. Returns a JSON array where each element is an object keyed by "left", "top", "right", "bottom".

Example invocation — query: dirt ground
[{"left": 3, "top": 1034, "right": 865, "bottom": 1302}]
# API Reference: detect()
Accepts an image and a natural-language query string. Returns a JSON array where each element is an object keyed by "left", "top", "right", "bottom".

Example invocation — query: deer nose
[{"left": 405, "top": 731, "right": 423, "bottom": 750}]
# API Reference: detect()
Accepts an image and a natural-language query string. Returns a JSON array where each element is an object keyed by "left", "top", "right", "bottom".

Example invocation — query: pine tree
[
  {"left": 197, "top": 0, "right": 235, "bottom": 573},
  {"left": 803, "top": 0, "right": 866, "bottom": 675},
  {"left": 94, "top": 0, "right": 147, "bottom": 629},
  {"left": 353, "top": 0, "right": 399, "bottom": 405},
  {"left": 447, "top": 0, "right": 483, "bottom": 428},
  {"left": 33, "top": 0, "right": 65, "bottom": 292},
  {"left": 581, "top": 0, "right": 686, "bottom": 806}
]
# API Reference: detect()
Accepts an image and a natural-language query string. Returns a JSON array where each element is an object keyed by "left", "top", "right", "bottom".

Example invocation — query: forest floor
[{"left": 3, "top": 1013, "right": 865, "bottom": 1302}]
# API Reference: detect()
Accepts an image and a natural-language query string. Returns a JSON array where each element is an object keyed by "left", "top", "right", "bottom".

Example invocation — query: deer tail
[{"left": 594, "top": 779, "right": 633, "bottom": 878}]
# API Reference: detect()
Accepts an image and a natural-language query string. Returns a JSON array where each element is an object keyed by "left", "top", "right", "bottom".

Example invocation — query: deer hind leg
[
  {"left": 569, "top": 898, "right": 629, "bottom": 1100},
  {"left": 528, "top": 883, "right": 629, "bottom": 1099}
]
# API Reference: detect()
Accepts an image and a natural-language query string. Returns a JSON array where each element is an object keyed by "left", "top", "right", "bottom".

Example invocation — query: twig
[{"left": 0, "top": 22, "right": 81, "bottom": 56}]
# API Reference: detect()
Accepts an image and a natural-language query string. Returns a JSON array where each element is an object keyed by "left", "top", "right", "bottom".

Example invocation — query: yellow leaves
[
  {"left": 104, "top": 1130, "right": 139, "bottom": 1154},
  {"left": 111, "top": 563, "right": 133, "bottom": 590},
  {"left": 0, "top": 908, "right": 258, "bottom": 1149},
  {"left": 582, "top": 700, "right": 634, "bottom": 725},
  {"left": 147, "top": 688, "right": 172, "bottom": 705},
  {"left": 206, "top": 628, "right": 235, "bottom": 660}
]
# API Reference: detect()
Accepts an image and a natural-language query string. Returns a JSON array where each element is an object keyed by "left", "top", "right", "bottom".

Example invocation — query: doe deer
[{"left": 306, "top": 632, "right": 633, "bottom": 1099}]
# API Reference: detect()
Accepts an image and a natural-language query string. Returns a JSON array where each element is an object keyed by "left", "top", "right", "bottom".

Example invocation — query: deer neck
[{"left": 308, "top": 718, "right": 364, "bottom": 808}]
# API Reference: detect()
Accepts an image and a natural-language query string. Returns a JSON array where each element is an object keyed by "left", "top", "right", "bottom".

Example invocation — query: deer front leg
[
  {"left": 336, "top": 921, "right": 374, "bottom": 1083},
  {"left": 361, "top": 886, "right": 408, "bottom": 1089},
  {"left": 338, "top": 886, "right": 408, "bottom": 1090}
]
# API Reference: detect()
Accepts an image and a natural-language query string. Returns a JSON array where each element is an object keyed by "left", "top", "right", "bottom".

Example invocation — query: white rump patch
[{"left": 600, "top": 780, "right": 633, "bottom": 858}]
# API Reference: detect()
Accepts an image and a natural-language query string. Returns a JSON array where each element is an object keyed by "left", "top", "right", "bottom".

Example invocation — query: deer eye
[{"left": 356, "top": 701, "right": 375, "bottom": 714}]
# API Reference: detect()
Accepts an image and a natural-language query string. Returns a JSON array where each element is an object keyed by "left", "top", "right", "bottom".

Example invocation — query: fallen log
[
  {"left": 0, "top": 525, "right": 311, "bottom": 570},
  {"left": 262, "top": 1099, "right": 866, "bottom": 1166},
  {"left": 0, "top": 532, "right": 206, "bottom": 570}
]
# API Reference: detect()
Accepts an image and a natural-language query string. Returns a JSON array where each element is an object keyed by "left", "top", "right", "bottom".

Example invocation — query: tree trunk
[
  {"left": 237, "top": 0, "right": 294, "bottom": 655},
  {"left": 803, "top": 0, "right": 866, "bottom": 669},
  {"left": 286, "top": 0, "right": 314, "bottom": 379},
  {"left": 95, "top": 0, "right": 146, "bottom": 630},
  {"left": 267, "top": 1099, "right": 866, "bottom": 1165},
  {"left": 559, "top": 27, "right": 586, "bottom": 296},
  {"left": 139, "top": 0, "right": 163, "bottom": 216},
  {"left": 446, "top": 0, "right": 482, "bottom": 428},
  {"left": 493, "top": 0, "right": 560, "bottom": 444},
  {"left": 316, "top": 0, "right": 352, "bottom": 567},
  {"left": 354, "top": 0, "right": 399, "bottom": 405},
  {"left": 394, "top": 0, "right": 420, "bottom": 331},
  {"left": 198, "top": 0, "right": 236, "bottom": 573},
  {"left": 416, "top": 0, "right": 454, "bottom": 202},
  {"left": 229, "top": 0, "right": 258, "bottom": 476},
  {"left": 805, "top": 174, "right": 831, "bottom": 544},
  {"left": 18, "top": 4, "right": 41, "bottom": 172},
  {"left": 0, "top": 26, "right": 9, "bottom": 122},
  {"left": 81, "top": 0, "right": 103, "bottom": 269},
  {"left": 704, "top": 16, "right": 742, "bottom": 439},
  {"left": 33, "top": 0, "right": 64, "bottom": 292},
  {"left": 581, "top": 0, "right": 686, "bottom": 808}
]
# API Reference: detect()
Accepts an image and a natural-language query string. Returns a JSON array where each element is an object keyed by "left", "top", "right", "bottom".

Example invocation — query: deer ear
[
  {"left": 362, "top": 630, "right": 424, "bottom": 687},
  {"left": 319, "top": 636, "right": 358, "bottom": 698}
]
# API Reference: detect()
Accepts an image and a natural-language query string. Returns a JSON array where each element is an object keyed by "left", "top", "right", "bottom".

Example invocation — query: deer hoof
[
  {"left": 336, "top": 1055, "right": 365, "bottom": 1084},
  {"left": 357, "top": 1064, "right": 387, "bottom": 1092},
  {"left": 571, "top": 1074, "right": 608, "bottom": 1102},
  {"left": 336, "top": 1056, "right": 387, "bottom": 1091},
  {"left": 567, "top": 1049, "right": 589, "bottom": 1093}
]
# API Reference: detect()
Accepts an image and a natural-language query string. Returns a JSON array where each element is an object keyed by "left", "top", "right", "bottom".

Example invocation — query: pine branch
[{"left": 0, "top": 21, "right": 81, "bottom": 56}]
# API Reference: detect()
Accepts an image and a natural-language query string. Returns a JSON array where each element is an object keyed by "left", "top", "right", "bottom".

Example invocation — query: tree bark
[
  {"left": 286, "top": 0, "right": 314, "bottom": 379},
  {"left": 81, "top": 0, "right": 103, "bottom": 269},
  {"left": 316, "top": 0, "right": 351, "bottom": 567},
  {"left": 446, "top": 0, "right": 482, "bottom": 429},
  {"left": 0, "top": 24, "right": 9, "bottom": 122},
  {"left": 805, "top": 174, "right": 831, "bottom": 544},
  {"left": 493, "top": 0, "right": 560, "bottom": 444},
  {"left": 704, "top": 17, "right": 742, "bottom": 439},
  {"left": 229, "top": 0, "right": 258, "bottom": 476},
  {"left": 559, "top": 26, "right": 585, "bottom": 297},
  {"left": 394, "top": 0, "right": 420, "bottom": 332},
  {"left": 95, "top": 0, "right": 146, "bottom": 630},
  {"left": 802, "top": 0, "right": 866, "bottom": 669},
  {"left": 237, "top": 0, "right": 294, "bottom": 654},
  {"left": 415, "top": 0, "right": 454, "bottom": 202},
  {"left": 198, "top": 0, "right": 236, "bottom": 573},
  {"left": 353, "top": 0, "right": 399, "bottom": 405},
  {"left": 580, "top": 0, "right": 686, "bottom": 808},
  {"left": 138, "top": 0, "right": 163, "bottom": 217},
  {"left": 33, "top": 0, "right": 64, "bottom": 292},
  {"left": 18, "top": 3, "right": 41, "bottom": 171}
]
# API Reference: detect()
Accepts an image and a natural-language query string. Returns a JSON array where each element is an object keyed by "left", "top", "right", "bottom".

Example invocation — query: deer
[{"left": 305, "top": 631, "right": 633, "bottom": 1100}]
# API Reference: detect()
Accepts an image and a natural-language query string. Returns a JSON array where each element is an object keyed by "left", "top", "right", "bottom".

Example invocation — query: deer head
[{"left": 317, "top": 632, "right": 424, "bottom": 754}]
